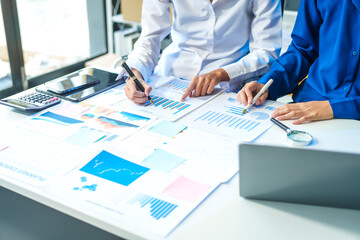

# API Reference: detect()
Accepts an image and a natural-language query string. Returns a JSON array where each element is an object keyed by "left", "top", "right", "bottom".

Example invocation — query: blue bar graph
[
  {"left": 265, "top": 106, "right": 276, "bottom": 111},
  {"left": 144, "top": 95, "right": 191, "bottom": 115},
  {"left": 161, "top": 81, "right": 188, "bottom": 91},
  {"left": 194, "top": 110, "right": 260, "bottom": 132},
  {"left": 224, "top": 106, "right": 249, "bottom": 116},
  {"left": 128, "top": 193, "right": 178, "bottom": 220},
  {"left": 157, "top": 78, "right": 190, "bottom": 93}
]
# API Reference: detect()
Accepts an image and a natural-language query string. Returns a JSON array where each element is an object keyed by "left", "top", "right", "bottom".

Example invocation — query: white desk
[{"left": 1, "top": 92, "right": 360, "bottom": 240}]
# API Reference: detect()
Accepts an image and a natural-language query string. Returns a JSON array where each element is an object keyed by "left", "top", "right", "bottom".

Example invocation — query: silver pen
[{"left": 242, "top": 79, "right": 273, "bottom": 114}]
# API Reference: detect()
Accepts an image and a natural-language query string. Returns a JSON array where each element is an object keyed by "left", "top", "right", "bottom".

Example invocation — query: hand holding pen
[
  {"left": 237, "top": 79, "right": 273, "bottom": 114},
  {"left": 120, "top": 60, "right": 154, "bottom": 104}
]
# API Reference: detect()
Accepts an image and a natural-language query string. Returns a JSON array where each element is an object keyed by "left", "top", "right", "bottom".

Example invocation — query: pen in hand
[
  {"left": 242, "top": 79, "right": 273, "bottom": 114},
  {"left": 120, "top": 59, "right": 154, "bottom": 105}
]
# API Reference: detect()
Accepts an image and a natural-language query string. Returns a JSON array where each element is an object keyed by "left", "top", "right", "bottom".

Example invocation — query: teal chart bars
[
  {"left": 128, "top": 193, "right": 178, "bottom": 220},
  {"left": 182, "top": 93, "right": 283, "bottom": 141},
  {"left": 194, "top": 109, "right": 260, "bottom": 132},
  {"left": 121, "top": 76, "right": 223, "bottom": 121},
  {"left": 160, "top": 81, "right": 187, "bottom": 92},
  {"left": 155, "top": 78, "right": 189, "bottom": 94},
  {"left": 144, "top": 95, "right": 191, "bottom": 115}
]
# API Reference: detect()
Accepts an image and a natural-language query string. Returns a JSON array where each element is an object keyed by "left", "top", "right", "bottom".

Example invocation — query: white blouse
[{"left": 124, "top": 0, "right": 282, "bottom": 91}]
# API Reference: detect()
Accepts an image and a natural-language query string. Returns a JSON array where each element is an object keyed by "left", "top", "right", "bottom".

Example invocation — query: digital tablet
[
  {"left": 45, "top": 74, "right": 100, "bottom": 95},
  {"left": 36, "top": 67, "right": 125, "bottom": 102}
]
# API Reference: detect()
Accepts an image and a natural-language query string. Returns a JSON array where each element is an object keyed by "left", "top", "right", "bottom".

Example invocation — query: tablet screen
[
  {"left": 36, "top": 68, "right": 125, "bottom": 102},
  {"left": 64, "top": 68, "right": 124, "bottom": 101},
  {"left": 45, "top": 75, "right": 100, "bottom": 94}
]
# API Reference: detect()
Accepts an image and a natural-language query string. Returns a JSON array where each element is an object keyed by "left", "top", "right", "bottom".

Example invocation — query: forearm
[
  {"left": 221, "top": 0, "right": 282, "bottom": 91},
  {"left": 259, "top": 0, "right": 322, "bottom": 99},
  {"left": 220, "top": 48, "right": 279, "bottom": 91},
  {"left": 126, "top": 0, "right": 172, "bottom": 81},
  {"left": 258, "top": 43, "right": 313, "bottom": 99},
  {"left": 330, "top": 97, "right": 360, "bottom": 120}
]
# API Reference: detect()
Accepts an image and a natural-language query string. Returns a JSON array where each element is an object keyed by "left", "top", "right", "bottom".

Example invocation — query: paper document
[
  {"left": 0, "top": 126, "right": 89, "bottom": 187},
  {"left": 45, "top": 121, "right": 238, "bottom": 237},
  {"left": 83, "top": 85, "right": 127, "bottom": 107},
  {"left": 116, "top": 76, "right": 223, "bottom": 121},
  {"left": 45, "top": 150, "right": 217, "bottom": 237},
  {"left": 21, "top": 102, "right": 157, "bottom": 148},
  {"left": 0, "top": 143, "right": 8, "bottom": 151},
  {"left": 181, "top": 93, "right": 283, "bottom": 142}
]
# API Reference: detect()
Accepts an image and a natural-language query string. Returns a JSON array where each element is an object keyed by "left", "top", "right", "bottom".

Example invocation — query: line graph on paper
[{"left": 80, "top": 150, "right": 149, "bottom": 186}]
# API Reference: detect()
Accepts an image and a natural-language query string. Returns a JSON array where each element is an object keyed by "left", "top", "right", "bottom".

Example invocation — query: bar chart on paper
[
  {"left": 183, "top": 94, "right": 277, "bottom": 141},
  {"left": 121, "top": 92, "right": 197, "bottom": 121},
  {"left": 145, "top": 95, "right": 192, "bottom": 114},
  {"left": 121, "top": 77, "right": 223, "bottom": 120},
  {"left": 144, "top": 78, "right": 193, "bottom": 118},
  {"left": 128, "top": 193, "right": 178, "bottom": 220},
  {"left": 156, "top": 78, "right": 190, "bottom": 94},
  {"left": 194, "top": 109, "right": 262, "bottom": 132}
]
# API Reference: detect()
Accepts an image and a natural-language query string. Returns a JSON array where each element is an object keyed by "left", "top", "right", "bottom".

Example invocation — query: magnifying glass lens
[{"left": 287, "top": 130, "right": 313, "bottom": 146}]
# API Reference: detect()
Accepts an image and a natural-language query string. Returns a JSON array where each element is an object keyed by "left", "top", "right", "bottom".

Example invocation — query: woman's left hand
[{"left": 271, "top": 101, "right": 334, "bottom": 124}]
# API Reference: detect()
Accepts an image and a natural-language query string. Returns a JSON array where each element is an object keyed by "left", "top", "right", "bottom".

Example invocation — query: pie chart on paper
[{"left": 81, "top": 113, "right": 95, "bottom": 120}]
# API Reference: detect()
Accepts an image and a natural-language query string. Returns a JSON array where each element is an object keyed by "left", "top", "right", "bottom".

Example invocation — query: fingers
[
  {"left": 193, "top": 76, "right": 204, "bottom": 97},
  {"left": 255, "top": 92, "right": 268, "bottom": 106},
  {"left": 272, "top": 109, "right": 298, "bottom": 120},
  {"left": 198, "top": 68, "right": 227, "bottom": 96},
  {"left": 124, "top": 78, "right": 148, "bottom": 104},
  {"left": 138, "top": 79, "right": 152, "bottom": 96},
  {"left": 181, "top": 70, "right": 225, "bottom": 101},
  {"left": 244, "top": 87, "right": 254, "bottom": 105},
  {"left": 271, "top": 104, "right": 298, "bottom": 119},
  {"left": 237, "top": 82, "right": 265, "bottom": 106},
  {"left": 237, "top": 89, "right": 248, "bottom": 106},
  {"left": 181, "top": 79, "right": 196, "bottom": 102},
  {"left": 270, "top": 102, "right": 330, "bottom": 125},
  {"left": 181, "top": 76, "right": 210, "bottom": 101},
  {"left": 292, "top": 117, "right": 307, "bottom": 125},
  {"left": 207, "top": 80, "right": 218, "bottom": 95},
  {"left": 200, "top": 78, "right": 210, "bottom": 96},
  {"left": 123, "top": 68, "right": 152, "bottom": 104}
]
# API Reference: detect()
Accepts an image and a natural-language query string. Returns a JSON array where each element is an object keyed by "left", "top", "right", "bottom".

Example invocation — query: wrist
[
  {"left": 217, "top": 68, "right": 230, "bottom": 82},
  {"left": 323, "top": 100, "right": 334, "bottom": 119}
]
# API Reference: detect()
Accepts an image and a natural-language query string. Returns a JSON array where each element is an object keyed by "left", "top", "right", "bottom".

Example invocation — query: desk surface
[{"left": 1, "top": 90, "right": 360, "bottom": 240}]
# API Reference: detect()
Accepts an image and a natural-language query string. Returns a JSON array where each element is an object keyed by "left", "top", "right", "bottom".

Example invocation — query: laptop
[{"left": 239, "top": 144, "right": 360, "bottom": 210}]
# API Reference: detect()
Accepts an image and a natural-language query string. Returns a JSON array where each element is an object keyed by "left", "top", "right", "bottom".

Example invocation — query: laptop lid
[{"left": 239, "top": 144, "right": 360, "bottom": 210}]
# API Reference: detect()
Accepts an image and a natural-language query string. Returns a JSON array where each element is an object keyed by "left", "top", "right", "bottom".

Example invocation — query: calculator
[{"left": 0, "top": 91, "right": 61, "bottom": 111}]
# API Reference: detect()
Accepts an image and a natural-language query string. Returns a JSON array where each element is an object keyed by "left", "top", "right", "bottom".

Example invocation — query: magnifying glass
[{"left": 270, "top": 118, "right": 313, "bottom": 147}]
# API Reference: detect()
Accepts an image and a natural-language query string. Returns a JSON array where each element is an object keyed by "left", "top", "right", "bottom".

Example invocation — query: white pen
[{"left": 242, "top": 79, "right": 273, "bottom": 114}]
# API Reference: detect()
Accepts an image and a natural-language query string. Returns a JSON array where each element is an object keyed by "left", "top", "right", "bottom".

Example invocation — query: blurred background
[{"left": 0, "top": 0, "right": 300, "bottom": 98}]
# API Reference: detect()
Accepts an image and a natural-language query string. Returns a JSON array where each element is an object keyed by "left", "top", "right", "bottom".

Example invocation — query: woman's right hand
[
  {"left": 124, "top": 69, "right": 152, "bottom": 104},
  {"left": 237, "top": 81, "right": 267, "bottom": 106}
]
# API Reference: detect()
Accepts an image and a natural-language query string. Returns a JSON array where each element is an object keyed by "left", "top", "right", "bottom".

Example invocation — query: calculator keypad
[{"left": 18, "top": 93, "right": 60, "bottom": 107}]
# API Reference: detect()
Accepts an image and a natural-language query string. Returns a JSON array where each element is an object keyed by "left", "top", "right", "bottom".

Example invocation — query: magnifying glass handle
[{"left": 271, "top": 118, "right": 291, "bottom": 133}]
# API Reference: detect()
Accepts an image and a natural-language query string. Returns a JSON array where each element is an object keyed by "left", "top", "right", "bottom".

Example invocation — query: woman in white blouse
[{"left": 120, "top": 0, "right": 282, "bottom": 103}]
